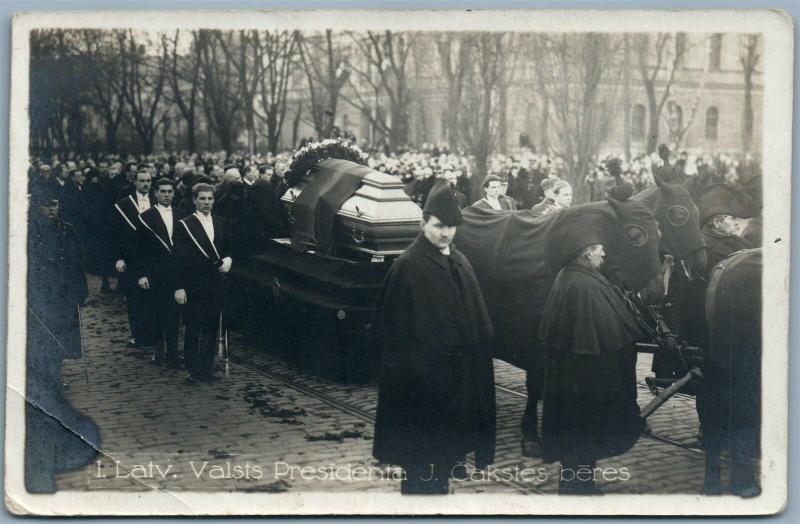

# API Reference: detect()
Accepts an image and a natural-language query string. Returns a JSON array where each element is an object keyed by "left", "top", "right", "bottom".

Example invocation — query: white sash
[
  {"left": 180, "top": 217, "right": 220, "bottom": 260},
  {"left": 139, "top": 214, "right": 171, "bottom": 253}
]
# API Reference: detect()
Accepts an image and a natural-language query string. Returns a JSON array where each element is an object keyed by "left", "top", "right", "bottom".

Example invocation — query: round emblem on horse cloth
[
  {"left": 625, "top": 224, "right": 648, "bottom": 247},
  {"left": 667, "top": 205, "right": 690, "bottom": 227}
]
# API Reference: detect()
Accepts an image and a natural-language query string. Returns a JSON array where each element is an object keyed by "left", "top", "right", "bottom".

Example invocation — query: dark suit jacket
[
  {"left": 132, "top": 206, "right": 178, "bottom": 293},
  {"left": 471, "top": 196, "right": 517, "bottom": 211},
  {"left": 111, "top": 192, "right": 156, "bottom": 263},
  {"left": 173, "top": 213, "right": 233, "bottom": 305}
]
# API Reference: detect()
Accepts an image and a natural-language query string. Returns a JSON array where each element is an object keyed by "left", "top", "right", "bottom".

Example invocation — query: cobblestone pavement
[{"left": 56, "top": 276, "right": 727, "bottom": 495}]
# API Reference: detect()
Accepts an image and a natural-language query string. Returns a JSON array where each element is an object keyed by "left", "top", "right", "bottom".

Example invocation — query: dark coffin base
[{"left": 226, "top": 240, "right": 389, "bottom": 383}]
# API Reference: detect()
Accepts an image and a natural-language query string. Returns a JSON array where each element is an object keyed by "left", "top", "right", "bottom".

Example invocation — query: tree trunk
[
  {"left": 186, "top": 116, "right": 197, "bottom": 154},
  {"left": 292, "top": 103, "right": 302, "bottom": 150},
  {"left": 645, "top": 81, "right": 659, "bottom": 154},
  {"left": 623, "top": 36, "right": 631, "bottom": 161},
  {"left": 539, "top": 96, "right": 550, "bottom": 153},
  {"left": 105, "top": 125, "right": 118, "bottom": 153},
  {"left": 742, "top": 74, "right": 754, "bottom": 154},
  {"left": 246, "top": 112, "right": 256, "bottom": 155},
  {"left": 498, "top": 83, "right": 508, "bottom": 154}
]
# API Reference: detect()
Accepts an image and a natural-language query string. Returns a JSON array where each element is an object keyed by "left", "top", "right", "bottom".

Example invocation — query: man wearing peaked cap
[
  {"left": 696, "top": 184, "right": 757, "bottom": 270},
  {"left": 372, "top": 180, "right": 496, "bottom": 494}
]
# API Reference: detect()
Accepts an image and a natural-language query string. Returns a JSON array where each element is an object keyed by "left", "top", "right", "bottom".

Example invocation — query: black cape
[
  {"left": 539, "top": 263, "right": 643, "bottom": 463},
  {"left": 372, "top": 235, "right": 496, "bottom": 468}
]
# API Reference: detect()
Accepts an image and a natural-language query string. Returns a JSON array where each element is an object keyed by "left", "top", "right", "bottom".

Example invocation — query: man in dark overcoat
[
  {"left": 538, "top": 216, "right": 644, "bottom": 494},
  {"left": 372, "top": 181, "right": 496, "bottom": 495},
  {"left": 26, "top": 185, "right": 99, "bottom": 492},
  {"left": 132, "top": 178, "right": 181, "bottom": 368},
  {"left": 173, "top": 183, "right": 233, "bottom": 384}
]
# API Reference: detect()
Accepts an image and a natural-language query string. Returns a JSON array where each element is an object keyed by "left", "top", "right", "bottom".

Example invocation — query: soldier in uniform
[
  {"left": 26, "top": 185, "right": 98, "bottom": 492},
  {"left": 112, "top": 168, "right": 157, "bottom": 349},
  {"left": 372, "top": 181, "right": 496, "bottom": 495},
  {"left": 538, "top": 217, "right": 643, "bottom": 495},
  {"left": 132, "top": 178, "right": 181, "bottom": 368},
  {"left": 173, "top": 183, "right": 233, "bottom": 384}
]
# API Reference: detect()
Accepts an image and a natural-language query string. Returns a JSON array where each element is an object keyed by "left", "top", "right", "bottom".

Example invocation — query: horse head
[
  {"left": 632, "top": 177, "right": 708, "bottom": 279},
  {"left": 544, "top": 197, "right": 663, "bottom": 302},
  {"left": 602, "top": 197, "right": 664, "bottom": 304}
]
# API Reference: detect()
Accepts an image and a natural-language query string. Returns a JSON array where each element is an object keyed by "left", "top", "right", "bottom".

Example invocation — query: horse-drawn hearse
[{"left": 226, "top": 140, "right": 762, "bottom": 496}]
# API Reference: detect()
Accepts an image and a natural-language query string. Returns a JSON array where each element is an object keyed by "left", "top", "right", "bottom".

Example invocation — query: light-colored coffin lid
[{"left": 282, "top": 169, "right": 423, "bottom": 225}]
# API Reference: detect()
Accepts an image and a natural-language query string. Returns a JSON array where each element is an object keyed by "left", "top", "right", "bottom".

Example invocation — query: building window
[
  {"left": 632, "top": 104, "right": 646, "bottom": 140},
  {"left": 705, "top": 107, "right": 719, "bottom": 140},
  {"left": 709, "top": 33, "right": 722, "bottom": 69}
]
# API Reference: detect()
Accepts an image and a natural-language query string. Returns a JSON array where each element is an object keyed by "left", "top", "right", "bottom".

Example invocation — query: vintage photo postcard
[{"left": 5, "top": 8, "right": 792, "bottom": 516}]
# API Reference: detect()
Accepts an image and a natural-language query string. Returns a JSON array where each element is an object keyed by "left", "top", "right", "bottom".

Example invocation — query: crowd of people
[{"left": 25, "top": 137, "right": 763, "bottom": 495}]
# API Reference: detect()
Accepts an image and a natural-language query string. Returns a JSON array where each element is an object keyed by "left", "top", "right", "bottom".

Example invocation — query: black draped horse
[
  {"left": 454, "top": 179, "right": 706, "bottom": 453},
  {"left": 701, "top": 248, "right": 762, "bottom": 497}
]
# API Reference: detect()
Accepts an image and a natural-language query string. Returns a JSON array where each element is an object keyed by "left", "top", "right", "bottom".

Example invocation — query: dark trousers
[
  {"left": 183, "top": 297, "right": 221, "bottom": 377},
  {"left": 154, "top": 284, "right": 180, "bottom": 362},
  {"left": 124, "top": 276, "right": 158, "bottom": 347}
]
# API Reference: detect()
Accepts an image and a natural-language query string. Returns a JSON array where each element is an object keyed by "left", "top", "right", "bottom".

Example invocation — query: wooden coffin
[{"left": 281, "top": 163, "right": 422, "bottom": 257}]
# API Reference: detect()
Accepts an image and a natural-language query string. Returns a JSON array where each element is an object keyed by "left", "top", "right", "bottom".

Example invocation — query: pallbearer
[
  {"left": 172, "top": 183, "right": 233, "bottom": 384},
  {"left": 132, "top": 177, "right": 181, "bottom": 368},
  {"left": 372, "top": 180, "right": 496, "bottom": 495},
  {"left": 111, "top": 168, "right": 157, "bottom": 348}
]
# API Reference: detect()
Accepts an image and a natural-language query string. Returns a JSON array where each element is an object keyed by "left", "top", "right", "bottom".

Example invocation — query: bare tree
[
  {"left": 30, "top": 29, "right": 87, "bottom": 153},
  {"left": 297, "top": 29, "right": 350, "bottom": 139},
  {"left": 533, "top": 33, "right": 626, "bottom": 203},
  {"left": 197, "top": 30, "right": 242, "bottom": 152},
  {"left": 458, "top": 33, "right": 506, "bottom": 202},
  {"left": 342, "top": 31, "right": 415, "bottom": 152},
  {"left": 672, "top": 38, "right": 712, "bottom": 150},
  {"left": 167, "top": 30, "right": 201, "bottom": 153},
  {"left": 435, "top": 34, "right": 471, "bottom": 151},
  {"left": 217, "top": 30, "right": 262, "bottom": 154},
  {"left": 119, "top": 31, "right": 171, "bottom": 154},
  {"left": 634, "top": 32, "right": 690, "bottom": 154},
  {"left": 79, "top": 30, "right": 127, "bottom": 153},
  {"left": 739, "top": 34, "right": 760, "bottom": 154},
  {"left": 254, "top": 30, "right": 299, "bottom": 154}
]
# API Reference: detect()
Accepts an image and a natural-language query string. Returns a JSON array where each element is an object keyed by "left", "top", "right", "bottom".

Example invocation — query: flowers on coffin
[{"left": 284, "top": 138, "right": 369, "bottom": 188}]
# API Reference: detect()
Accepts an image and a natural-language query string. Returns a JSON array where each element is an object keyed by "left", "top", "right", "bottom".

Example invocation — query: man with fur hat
[
  {"left": 372, "top": 180, "right": 496, "bottom": 495},
  {"left": 538, "top": 212, "right": 643, "bottom": 495}
]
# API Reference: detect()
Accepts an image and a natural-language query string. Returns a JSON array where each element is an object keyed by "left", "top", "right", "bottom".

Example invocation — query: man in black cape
[
  {"left": 538, "top": 214, "right": 643, "bottom": 495},
  {"left": 372, "top": 180, "right": 496, "bottom": 495}
]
